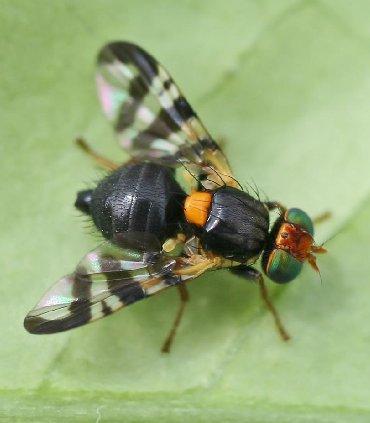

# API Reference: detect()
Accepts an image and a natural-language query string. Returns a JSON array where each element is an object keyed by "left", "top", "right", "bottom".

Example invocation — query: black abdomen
[
  {"left": 85, "top": 163, "right": 186, "bottom": 247},
  {"left": 201, "top": 187, "right": 269, "bottom": 261}
]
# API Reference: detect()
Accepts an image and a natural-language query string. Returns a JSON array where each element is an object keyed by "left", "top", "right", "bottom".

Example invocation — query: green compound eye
[
  {"left": 285, "top": 208, "right": 314, "bottom": 236},
  {"left": 263, "top": 249, "right": 302, "bottom": 284}
]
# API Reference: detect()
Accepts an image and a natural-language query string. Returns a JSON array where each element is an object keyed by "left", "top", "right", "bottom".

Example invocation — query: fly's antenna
[
  {"left": 317, "top": 265, "right": 323, "bottom": 285},
  {"left": 307, "top": 253, "right": 323, "bottom": 285}
]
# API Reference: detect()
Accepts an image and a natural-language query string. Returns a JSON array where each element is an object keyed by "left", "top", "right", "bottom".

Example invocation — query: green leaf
[{"left": 1, "top": 0, "right": 370, "bottom": 421}]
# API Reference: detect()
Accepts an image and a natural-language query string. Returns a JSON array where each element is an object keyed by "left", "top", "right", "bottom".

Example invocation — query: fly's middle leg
[
  {"left": 161, "top": 284, "right": 189, "bottom": 353},
  {"left": 231, "top": 265, "right": 291, "bottom": 342}
]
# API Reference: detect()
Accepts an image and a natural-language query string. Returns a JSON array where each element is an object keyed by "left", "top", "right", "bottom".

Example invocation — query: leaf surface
[{"left": 1, "top": 0, "right": 370, "bottom": 421}]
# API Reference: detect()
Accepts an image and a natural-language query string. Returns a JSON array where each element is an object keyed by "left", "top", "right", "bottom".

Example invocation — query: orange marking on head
[
  {"left": 276, "top": 223, "right": 314, "bottom": 261},
  {"left": 184, "top": 191, "right": 212, "bottom": 227},
  {"left": 273, "top": 216, "right": 328, "bottom": 277}
]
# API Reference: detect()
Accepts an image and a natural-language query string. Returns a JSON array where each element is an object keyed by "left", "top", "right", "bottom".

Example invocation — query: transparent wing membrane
[
  {"left": 24, "top": 242, "right": 180, "bottom": 334},
  {"left": 96, "top": 42, "right": 238, "bottom": 188}
]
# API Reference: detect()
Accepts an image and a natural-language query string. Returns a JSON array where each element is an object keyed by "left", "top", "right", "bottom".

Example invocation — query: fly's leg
[
  {"left": 161, "top": 255, "right": 222, "bottom": 353},
  {"left": 231, "top": 266, "right": 290, "bottom": 341},
  {"left": 266, "top": 202, "right": 332, "bottom": 225},
  {"left": 265, "top": 201, "right": 287, "bottom": 214},
  {"left": 258, "top": 273, "right": 290, "bottom": 341},
  {"left": 161, "top": 284, "right": 189, "bottom": 353},
  {"left": 75, "top": 137, "right": 119, "bottom": 171},
  {"left": 313, "top": 211, "right": 332, "bottom": 224}
]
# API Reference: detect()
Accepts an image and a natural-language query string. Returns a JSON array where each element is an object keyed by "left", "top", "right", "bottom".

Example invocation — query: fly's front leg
[
  {"left": 160, "top": 252, "right": 223, "bottom": 353},
  {"left": 161, "top": 284, "right": 189, "bottom": 353},
  {"left": 230, "top": 265, "right": 290, "bottom": 341},
  {"left": 75, "top": 137, "right": 119, "bottom": 171},
  {"left": 266, "top": 202, "right": 332, "bottom": 226},
  {"left": 313, "top": 211, "right": 332, "bottom": 225},
  {"left": 265, "top": 201, "right": 286, "bottom": 214}
]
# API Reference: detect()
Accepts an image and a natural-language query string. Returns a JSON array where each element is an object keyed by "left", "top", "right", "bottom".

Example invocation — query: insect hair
[
  {"left": 176, "top": 160, "right": 269, "bottom": 233},
  {"left": 207, "top": 165, "right": 244, "bottom": 192}
]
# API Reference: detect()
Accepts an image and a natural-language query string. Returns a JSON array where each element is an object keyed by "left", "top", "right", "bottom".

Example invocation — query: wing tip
[
  {"left": 23, "top": 311, "right": 80, "bottom": 334},
  {"left": 97, "top": 40, "right": 144, "bottom": 64},
  {"left": 24, "top": 314, "right": 48, "bottom": 334}
]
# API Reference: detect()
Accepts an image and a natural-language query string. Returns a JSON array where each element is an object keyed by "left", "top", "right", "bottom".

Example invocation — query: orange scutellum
[{"left": 184, "top": 191, "right": 212, "bottom": 227}]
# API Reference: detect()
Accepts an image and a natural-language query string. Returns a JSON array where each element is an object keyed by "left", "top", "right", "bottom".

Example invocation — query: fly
[{"left": 24, "top": 42, "right": 328, "bottom": 352}]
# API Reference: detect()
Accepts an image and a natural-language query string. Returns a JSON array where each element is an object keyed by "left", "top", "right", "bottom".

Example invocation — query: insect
[{"left": 24, "top": 41, "right": 327, "bottom": 352}]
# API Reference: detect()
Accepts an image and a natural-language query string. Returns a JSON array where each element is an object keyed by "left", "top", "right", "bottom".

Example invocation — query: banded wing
[
  {"left": 24, "top": 242, "right": 190, "bottom": 334},
  {"left": 96, "top": 41, "right": 238, "bottom": 188}
]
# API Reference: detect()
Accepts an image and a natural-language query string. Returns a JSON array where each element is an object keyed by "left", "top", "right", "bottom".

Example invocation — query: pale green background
[{"left": 1, "top": 0, "right": 370, "bottom": 421}]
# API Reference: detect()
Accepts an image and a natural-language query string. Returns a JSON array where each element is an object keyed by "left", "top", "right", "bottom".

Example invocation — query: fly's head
[{"left": 262, "top": 208, "right": 327, "bottom": 283}]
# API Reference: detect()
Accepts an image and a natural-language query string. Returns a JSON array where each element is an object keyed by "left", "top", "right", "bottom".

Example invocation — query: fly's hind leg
[
  {"left": 231, "top": 266, "right": 290, "bottom": 341},
  {"left": 161, "top": 284, "right": 189, "bottom": 353},
  {"left": 75, "top": 137, "right": 119, "bottom": 171}
]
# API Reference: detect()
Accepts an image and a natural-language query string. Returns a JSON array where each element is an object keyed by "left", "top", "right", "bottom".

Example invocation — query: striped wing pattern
[
  {"left": 24, "top": 243, "right": 187, "bottom": 334},
  {"left": 96, "top": 41, "right": 235, "bottom": 187},
  {"left": 23, "top": 43, "right": 241, "bottom": 335}
]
